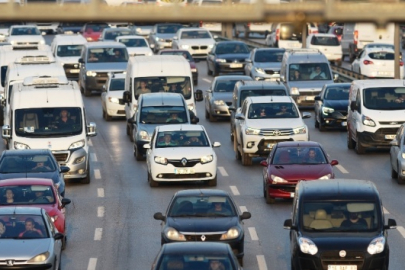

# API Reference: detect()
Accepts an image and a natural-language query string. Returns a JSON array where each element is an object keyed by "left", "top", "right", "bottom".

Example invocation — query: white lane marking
[
  {"left": 239, "top": 206, "right": 248, "bottom": 213},
  {"left": 91, "top": 153, "right": 98, "bottom": 162},
  {"left": 97, "top": 188, "right": 105, "bottom": 198},
  {"left": 257, "top": 255, "right": 268, "bottom": 270},
  {"left": 94, "top": 228, "right": 103, "bottom": 241},
  {"left": 396, "top": 226, "right": 405, "bottom": 238},
  {"left": 97, "top": 206, "right": 105, "bottom": 218},
  {"left": 218, "top": 167, "right": 229, "bottom": 177},
  {"left": 88, "top": 139, "right": 93, "bottom": 147},
  {"left": 203, "top": 78, "right": 211, "bottom": 83},
  {"left": 142, "top": 164, "right": 147, "bottom": 171},
  {"left": 336, "top": 164, "right": 349, "bottom": 174},
  {"left": 94, "top": 169, "right": 101, "bottom": 179},
  {"left": 87, "top": 258, "right": 97, "bottom": 270},
  {"left": 248, "top": 227, "right": 259, "bottom": 241},
  {"left": 383, "top": 207, "right": 389, "bottom": 214},
  {"left": 230, "top": 186, "right": 240, "bottom": 196}
]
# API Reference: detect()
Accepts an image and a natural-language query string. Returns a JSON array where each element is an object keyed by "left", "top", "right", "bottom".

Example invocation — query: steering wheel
[
  {"left": 167, "top": 119, "right": 181, "bottom": 123},
  {"left": 313, "top": 75, "right": 323, "bottom": 80},
  {"left": 33, "top": 196, "right": 50, "bottom": 203}
]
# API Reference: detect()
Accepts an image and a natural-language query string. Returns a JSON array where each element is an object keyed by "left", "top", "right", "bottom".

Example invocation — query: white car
[
  {"left": 7, "top": 25, "right": 45, "bottom": 49},
  {"left": 306, "top": 33, "right": 342, "bottom": 66},
  {"left": 101, "top": 73, "right": 126, "bottom": 120},
  {"left": 172, "top": 27, "right": 215, "bottom": 59},
  {"left": 145, "top": 124, "right": 221, "bottom": 187},
  {"left": 26, "top": 22, "right": 59, "bottom": 34},
  {"left": 116, "top": 35, "right": 153, "bottom": 57},
  {"left": 352, "top": 47, "right": 404, "bottom": 78}
]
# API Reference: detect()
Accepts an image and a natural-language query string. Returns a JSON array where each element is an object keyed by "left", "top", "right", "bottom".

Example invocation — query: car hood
[
  {"left": 85, "top": 62, "right": 128, "bottom": 72},
  {"left": 0, "top": 239, "right": 51, "bottom": 260},
  {"left": 0, "top": 172, "right": 59, "bottom": 184},
  {"left": 155, "top": 33, "right": 176, "bottom": 39},
  {"left": 365, "top": 109, "right": 405, "bottom": 122},
  {"left": 216, "top": 53, "right": 250, "bottom": 61},
  {"left": 246, "top": 118, "right": 305, "bottom": 129},
  {"left": 106, "top": 90, "right": 125, "bottom": 98},
  {"left": 254, "top": 62, "right": 282, "bottom": 70},
  {"left": 56, "top": 56, "right": 80, "bottom": 64},
  {"left": 8, "top": 35, "right": 44, "bottom": 42},
  {"left": 13, "top": 134, "right": 86, "bottom": 151},
  {"left": 167, "top": 216, "right": 238, "bottom": 232},
  {"left": 211, "top": 92, "right": 233, "bottom": 103},
  {"left": 60, "top": 26, "right": 82, "bottom": 33},
  {"left": 179, "top": 39, "right": 215, "bottom": 46},
  {"left": 126, "top": 47, "right": 152, "bottom": 55},
  {"left": 323, "top": 99, "right": 349, "bottom": 111},
  {"left": 304, "top": 232, "right": 380, "bottom": 251},
  {"left": 270, "top": 164, "right": 332, "bottom": 180},
  {"left": 153, "top": 147, "right": 214, "bottom": 159},
  {"left": 288, "top": 81, "right": 332, "bottom": 92}
]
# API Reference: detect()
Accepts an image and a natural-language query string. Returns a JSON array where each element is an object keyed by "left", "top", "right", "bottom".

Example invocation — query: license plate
[
  {"left": 305, "top": 96, "right": 315, "bottom": 101},
  {"left": 378, "top": 71, "right": 389, "bottom": 75},
  {"left": 174, "top": 168, "right": 195, "bottom": 174},
  {"left": 328, "top": 265, "right": 357, "bottom": 270},
  {"left": 69, "top": 69, "right": 80, "bottom": 73},
  {"left": 385, "top": 134, "right": 396, "bottom": 140},
  {"left": 290, "top": 193, "right": 295, "bottom": 198},
  {"left": 230, "top": 63, "right": 243, "bottom": 68},
  {"left": 341, "top": 121, "right": 347, "bottom": 127}
]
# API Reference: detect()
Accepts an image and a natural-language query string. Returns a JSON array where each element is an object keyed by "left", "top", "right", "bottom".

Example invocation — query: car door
[
  {"left": 235, "top": 100, "right": 248, "bottom": 146},
  {"left": 315, "top": 85, "right": 325, "bottom": 122},
  {"left": 351, "top": 89, "right": 362, "bottom": 139},
  {"left": 245, "top": 50, "right": 254, "bottom": 76},
  {"left": 101, "top": 79, "right": 108, "bottom": 111},
  {"left": 149, "top": 25, "right": 156, "bottom": 48},
  {"left": 205, "top": 79, "right": 215, "bottom": 112},
  {"left": 79, "top": 48, "right": 87, "bottom": 88},
  {"left": 45, "top": 212, "right": 62, "bottom": 261},
  {"left": 146, "top": 129, "right": 156, "bottom": 172},
  {"left": 207, "top": 45, "right": 216, "bottom": 71},
  {"left": 352, "top": 50, "right": 362, "bottom": 73},
  {"left": 391, "top": 124, "right": 405, "bottom": 171}
]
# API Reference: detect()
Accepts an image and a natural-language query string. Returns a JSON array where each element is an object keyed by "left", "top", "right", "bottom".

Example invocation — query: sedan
[
  {"left": 81, "top": 22, "right": 110, "bottom": 42},
  {"left": 158, "top": 49, "right": 199, "bottom": 85},
  {"left": 148, "top": 23, "right": 184, "bottom": 53},
  {"left": 145, "top": 124, "right": 220, "bottom": 187},
  {"left": 153, "top": 189, "right": 251, "bottom": 265},
  {"left": 0, "top": 206, "right": 63, "bottom": 269},
  {"left": 204, "top": 75, "right": 252, "bottom": 121},
  {"left": 172, "top": 27, "right": 215, "bottom": 59},
  {"left": 306, "top": 34, "right": 342, "bottom": 66},
  {"left": 390, "top": 123, "right": 405, "bottom": 184},
  {"left": 99, "top": 28, "right": 134, "bottom": 42},
  {"left": 244, "top": 48, "right": 285, "bottom": 81},
  {"left": 207, "top": 41, "right": 250, "bottom": 76},
  {"left": 116, "top": 35, "right": 153, "bottom": 57},
  {"left": 314, "top": 83, "right": 350, "bottom": 131},
  {"left": 56, "top": 22, "right": 85, "bottom": 34},
  {"left": 151, "top": 242, "right": 242, "bottom": 270},
  {"left": 0, "top": 149, "right": 69, "bottom": 197},
  {"left": 260, "top": 141, "right": 338, "bottom": 204},
  {"left": 101, "top": 72, "right": 126, "bottom": 121},
  {"left": 7, "top": 25, "right": 46, "bottom": 49},
  {"left": 0, "top": 178, "right": 71, "bottom": 249}
]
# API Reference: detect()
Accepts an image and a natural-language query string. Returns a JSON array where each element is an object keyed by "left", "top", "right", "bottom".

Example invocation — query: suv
[
  {"left": 233, "top": 96, "right": 310, "bottom": 165},
  {"left": 284, "top": 179, "right": 397, "bottom": 270}
]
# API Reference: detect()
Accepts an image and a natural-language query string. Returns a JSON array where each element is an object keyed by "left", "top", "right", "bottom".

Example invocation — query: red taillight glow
[
  {"left": 276, "top": 29, "right": 280, "bottom": 41},
  {"left": 354, "top": 30, "right": 358, "bottom": 45},
  {"left": 363, "top": 60, "right": 373, "bottom": 65},
  {"left": 400, "top": 61, "right": 404, "bottom": 67},
  {"left": 199, "top": 21, "right": 203, "bottom": 27}
]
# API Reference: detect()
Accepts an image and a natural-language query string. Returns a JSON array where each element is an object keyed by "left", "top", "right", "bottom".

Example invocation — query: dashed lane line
[
  {"left": 91, "top": 153, "right": 98, "bottom": 162},
  {"left": 248, "top": 227, "right": 259, "bottom": 241},
  {"left": 336, "top": 164, "right": 349, "bottom": 174},
  {"left": 257, "top": 255, "right": 268, "bottom": 270},
  {"left": 239, "top": 206, "right": 248, "bottom": 213},
  {"left": 87, "top": 258, "right": 97, "bottom": 270},
  {"left": 94, "top": 169, "right": 101, "bottom": 180},
  {"left": 88, "top": 140, "right": 93, "bottom": 147},
  {"left": 202, "top": 78, "right": 211, "bottom": 83},
  {"left": 218, "top": 167, "right": 229, "bottom": 177},
  {"left": 94, "top": 228, "right": 103, "bottom": 241},
  {"left": 383, "top": 207, "right": 389, "bottom": 214},
  {"left": 230, "top": 186, "right": 240, "bottom": 196},
  {"left": 97, "top": 188, "right": 105, "bottom": 198},
  {"left": 97, "top": 206, "right": 105, "bottom": 218},
  {"left": 396, "top": 226, "right": 405, "bottom": 238}
]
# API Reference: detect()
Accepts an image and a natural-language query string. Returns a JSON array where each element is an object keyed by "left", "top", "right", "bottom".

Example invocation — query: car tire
[
  {"left": 314, "top": 116, "right": 319, "bottom": 128},
  {"left": 265, "top": 185, "right": 275, "bottom": 204},
  {"left": 62, "top": 235, "right": 67, "bottom": 250},
  {"left": 134, "top": 145, "right": 144, "bottom": 161},
  {"left": 391, "top": 159, "right": 398, "bottom": 179},
  {"left": 80, "top": 163, "right": 91, "bottom": 184},
  {"left": 83, "top": 85, "right": 91, "bottom": 97},
  {"left": 355, "top": 134, "right": 366, "bottom": 154},
  {"left": 319, "top": 121, "right": 326, "bottom": 132},
  {"left": 205, "top": 109, "right": 209, "bottom": 119},
  {"left": 230, "top": 130, "right": 234, "bottom": 142},
  {"left": 207, "top": 64, "right": 213, "bottom": 76},
  {"left": 129, "top": 126, "right": 134, "bottom": 142},
  {"left": 347, "top": 130, "right": 355, "bottom": 149},
  {"left": 241, "top": 151, "right": 252, "bottom": 166},
  {"left": 194, "top": 79, "right": 198, "bottom": 86},
  {"left": 209, "top": 112, "right": 217, "bottom": 122},
  {"left": 238, "top": 257, "right": 243, "bottom": 267},
  {"left": 148, "top": 171, "right": 159, "bottom": 187},
  {"left": 105, "top": 112, "right": 112, "bottom": 121},
  {"left": 213, "top": 68, "right": 219, "bottom": 77},
  {"left": 207, "top": 176, "right": 217, "bottom": 187},
  {"left": 234, "top": 137, "right": 241, "bottom": 160},
  {"left": 58, "top": 255, "right": 62, "bottom": 270},
  {"left": 398, "top": 162, "right": 405, "bottom": 184}
]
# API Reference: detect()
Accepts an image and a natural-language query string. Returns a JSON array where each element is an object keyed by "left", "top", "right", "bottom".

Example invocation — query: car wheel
[
  {"left": 263, "top": 181, "right": 266, "bottom": 197},
  {"left": 355, "top": 134, "right": 365, "bottom": 154},
  {"left": 148, "top": 171, "right": 159, "bottom": 187},
  {"left": 265, "top": 185, "right": 275, "bottom": 204},
  {"left": 319, "top": 121, "right": 326, "bottom": 132},
  {"left": 58, "top": 255, "right": 62, "bottom": 270},
  {"left": 62, "top": 235, "right": 67, "bottom": 250},
  {"left": 105, "top": 111, "right": 112, "bottom": 121},
  {"left": 241, "top": 151, "right": 252, "bottom": 166},
  {"left": 205, "top": 108, "right": 209, "bottom": 119},
  {"left": 80, "top": 163, "right": 91, "bottom": 184},
  {"left": 234, "top": 137, "right": 241, "bottom": 160},
  {"left": 213, "top": 68, "right": 219, "bottom": 77},
  {"left": 83, "top": 85, "right": 91, "bottom": 97},
  {"left": 230, "top": 130, "right": 234, "bottom": 142},
  {"left": 314, "top": 116, "right": 319, "bottom": 128},
  {"left": 207, "top": 64, "right": 213, "bottom": 76},
  {"left": 134, "top": 145, "right": 144, "bottom": 161},
  {"left": 129, "top": 126, "right": 134, "bottom": 142},
  {"left": 291, "top": 259, "right": 296, "bottom": 270},
  {"left": 207, "top": 176, "right": 217, "bottom": 186},
  {"left": 347, "top": 130, "right": 355, "bottom": 149},
  {"left": 398, "top": 162, "right": 405, "bottom": 184},
  {"left": 209, "top": 111, "right": 217, "bottom": 122},
  {"left": 391, "top": 158, "right": 398, "bottom": 179},
  {"left": 238, "top": 257, "right": 243, "bottom": 267},
  {"left": 194, "top": 79, "right": 198, "bottom": 86}
]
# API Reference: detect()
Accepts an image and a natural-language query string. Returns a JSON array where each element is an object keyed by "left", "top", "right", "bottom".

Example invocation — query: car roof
[
  {"left": 0, "top": 206, "right": 43, "bottom": 215},
  {"left": 213, "top": 75, "right": 252, "bottom": 82},
  {"left": 323, "top": 83, "right": 351, "bottom": 88},
  {"left": 158, "top": 124, "right": 204, "bottom": 132},
  {"left": 247, "top": 95, "right": 293, "bottom": 103},
  {"left": 141, "top": 93, "right": 185, "bottom": 106},
  {"left": 277, "top": 141, "right": 321, "bottom": 148},
  {"left": 10, "top": 25, "right": 38, "bottom": 29},
  {"left": 284, "top": 49, "right": 327, "bottom": 62},
  {"left": 0, "top": 178, "right": 54, "bottom": 187},
  {"left": 180, "top": 27, "right": 208, "bottom": 32},
  {"left": 109, "top": 73, "right": 126, "bottom": 79},
  {"left": 174, "top": 189, "right": 230, "bottom": 197},
  {"left": 353, "top": 79, "right": 405, "bottom": 88},
  {"left": 216, "top": 41, "right": 247, "bottom": 45},
  {"left": 364, "top": 47, "right": 395, "bottom": 53},
  {"left": 309, "top": 33, "right": 337, "bottom": 38},
  {"left": 3, "top": 149, "right": 52, "bottom": 156},
  {"left": 53, "top": 34, "right": 87, "bottom": 44},
  {"left": 162, "top": 242, "right": 231, "bottom": 255},
  {"left": 298, "top": 179, "right": 379, "bottom": 201},
  {"left": 104, "top": 28, "right": 131, "bottom": 32},
  {"left": 85, "top": 41, "right": 126, "bottom": 48},
  {"left": 236, "top": 80, "right": 285, "bottom": 89},
  {"left": 116, "top": 35, "right": 146, "bottom": 40},
  {"left": 254, "top": 48, "right": 285, "bottom": 52}
]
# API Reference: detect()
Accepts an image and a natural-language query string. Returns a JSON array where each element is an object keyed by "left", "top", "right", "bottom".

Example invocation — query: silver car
[
  {"left": 149, "top": 23, "right": 184, "bottom": 53},
  {"left": 244, "top": 48, "right": 285, "bottom": 81},
  {"left": 390, "top": 123, "right": 405, "bottom": 184},
  {"left": 0, "top": 207, "right": 63, "bottom": 269}
]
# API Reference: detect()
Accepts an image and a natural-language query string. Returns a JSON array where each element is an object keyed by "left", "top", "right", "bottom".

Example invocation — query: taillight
[
  {"left": 247, "top": 23, "right": 251, "bottom": 27},
  {"left": 354, "top": 30, "right": 358, "bottom": 45},
  {"left": 400, "top": 61, "right": 404, "bottom": 67},
  {"left": 199, "top": 21, "right": 203, "bottom": 27},
  {"left": 276, "top": 29, "right": 280, "bottom": 41},
  {"left": 363, "top": 60, "right": 373, "bottom": 65}
]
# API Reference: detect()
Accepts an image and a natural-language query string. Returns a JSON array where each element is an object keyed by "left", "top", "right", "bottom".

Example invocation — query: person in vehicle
[
  {"left": 19, "top": 218, "right": 43, "bottom": 238},
  {"left": 276, "top": 105, "right": 291, "bottom": 116},
  {"left": 184, "top": 136, "right": 203, "bottom": 146},
  {"left": 56, "top": 109, "right": 74, "bottom": 129},
  {"left": 30, "top": 190, "right": 54, "bottom": 203},
  {"left": 111, "top": 49, "right": 124, "bottom": 61},
  {"left": 135, "top": 81, "right": 151, "bottom": 96},
  {"left": 166, "top": 113, "right": 183, "bottom": 123},
  {"left": 169, "top": 83, "right": 181, "bottom": 94},
  {"left": 208, "top": 260, "right": 225, "bottom": 270},
  {"left": 395, "top": 93, "right": 405, "bottom": 103},
  {"left": 207, "top": 202, "right": 232, "bottom": 215},
  {"left": 0, "top": 220, "right": 10, "bottom": 238},
  {"left": 4, "top": 189, "right": 14, "bottom": 204},
  {"left": 32, "top": 161, "right": 52, "bottom": 172},
  {"left": 158, "top": 134, "right": 177, "bottom": 147},
  {"left": 310, "top": 65, "right": 326, "bottom": 79},
  {"left": 304, "top": 148, "right": 321, "bottom": 164},
  {"left": 88, "top": 53, "right": 99, "bottom": 62},
  {"left": 340, "top": 212, "right": 368, "bottom": 229},
  {"left": 290, "top": 70, "right": 302, "bottom": 81},
  {"left": 259, "top": 108, "right": 267, "bottom": 117}
]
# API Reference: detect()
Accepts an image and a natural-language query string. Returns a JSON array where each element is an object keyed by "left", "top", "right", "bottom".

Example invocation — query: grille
[
  {"left": 52, "top": 153, "right": 69, "bottom": 162},
  {"left": 200, "top": 45, "right": 208, "bottom": 49},
  {"left": 226, "top": 59, "right": 244, "bottom": 63},
  {"left": 259, "top": 128, "right": 294, "bottom": 136},
  {"left": 158, "top": 173, "right": 209, "bottom": 179},
  {"left": 117, "top": 110, "right": 125, "bottom": 114},
  {"left": 379, "top": 121, "right": 405, "bottom": 125},
  {"left": 16, "top": 42, "right": 38, "bottom": 45},
  {"left": 376, "top": 127, "right": 399, "bottom": 135},
  {"left": 165, "top": 39, "right": 172, "bottom": 42},
  {"left": 225, "top": 102, "right": 232, "bottom": 106},
  {"left": 257, "top": 139, "right": 293, "bottom": 152},
  {"left": 320, "top": 250, "right": 365, "bottom": 269},
  {"left": 191, "top": 45, "right": 208, "bottom": 50},
  {"left": 167, "top": 159, "right": 200, "bottom": 167},
  {"left": 184, "top": 234, "right": 222, "bottom": 241},
  {"left": 191, "top": 53, "right": 208, "bottom": 57},
  {"left": 63, "top": 63, "right": 80, "bottom": 76}
]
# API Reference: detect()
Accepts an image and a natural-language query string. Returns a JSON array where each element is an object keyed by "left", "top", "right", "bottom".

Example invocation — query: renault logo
[
  {"left": 6, "top": 260, "right": 14, "bottom": 266},
  {"left": 181, "top": 158, "right": 188, "bottom": 166},
  {"left": 339, "top": 250, "right": 346, "bottom": 258},
  {"left": 201, "top": 235, "right": 206, "bottom": 241}
]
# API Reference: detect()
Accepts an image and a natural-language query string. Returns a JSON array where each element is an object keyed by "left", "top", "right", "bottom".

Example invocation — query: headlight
[
  {"left": 208, "top": 44, "right": 214, "bottom": 49},
  {"left": 39, "top": 40, "right": 45, "bottom": 44},
  {"left": 367, "top": 236, "right": 385, "bottom": 255},
  {"left": 215, "top": 59, "right": 226, "bottom": 63},
  {"left": 245, "top": 127, "right": 260, "bottom": 135},
  {"left": 293, "top": 126, "right": 306, "bottom": 134},
  {"left": 220, "top": 227, "right": 240, "bottom": 240},
  {"left": 255, "top": 67, "right": 265, "bottom": 74},
  {"left": 28, "top": 252, "right": 50, "bottom": 263},
  {"left": 73, "top": 155, "right": 86, "bottom": 164},
  {"left": 181, "top": 44, "right": 190, "bottom": 49},
  {"left": 200, "top": 155, "right": 213, "bottom": 164},
  {"left": 155, "top": 37, "right": 164, "bottom": 42},
  {"left": 290, "top": 87, "right": 299, "bottom": 95},
  {"left": 402, "top": 153, "right": 405, "bottom": 159},
  {"left": 108, "top": 97, "right": 120, "bottom": 104},
  {"left": 139, "top": 130, "right": 150, "bottom": 140},
  {"left": 322, "top": 106, "right": 334, "bottom": 115},
  {"left": 271, "top": 174, "right": 288, "bottom": 183},
  {"left": 154, "top": 156, "right": 168, "bottom": 165},
  {"left": 299, "top": 237, "right": 318, "bottom": 255},
  {"left": 14, "top": 141, "right": 30, "bottom": 149},
  {"left": 86, "top": 37, "right": 93, "bottom": 42},
  {"left": 51, "top": 215, "right": 58, "bottom": 222},
  {"left": 86, "top": 71, "right": 97, "bottom": 77},
  {"left": 9, "top": 40, "right": 15, "bottom": 45},
  {"left": 187, "top": 103, "right": 194, "bottom": 111},
  {"left": 69, "top": 140, "right": 85, "bottom": 150},
  {"left": 362, "top": 115, "right": 376, "bottom": 127},
  {"left": 164, "top": 227, "right": 186, "bottom": 241},
  {"left": 318, "top": 174, "right": 331, "bottom": 180},
  {"left": 214, "top": 100, "right": 226, "bottom": 106},
  {"left": 191, "top": 68, "right": 197, "bottom": 72}
]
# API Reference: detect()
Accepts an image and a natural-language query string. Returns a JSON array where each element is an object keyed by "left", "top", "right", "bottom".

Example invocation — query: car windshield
[
  {"left": 288, "top": 63, "right": 332, "bottom": 81},
  {"left": 15, "top": 107, "right": 82, "bottom": 138},
  {"left": 239, "top": 89, "right": 287, "bottom": 107},
  {"left": 84, "top": 24, "right": 109, "bottom": 32},
  {"left": 104, "top": 30, "right": 132, "bottom": 40},
  {"left": 155, "top": 130, "right": 209, "bottom": 148},
  {"left": 140, "top": 106, "right": 187, "bottom": 125},
  {"left": 157, "top": 255, "right": 236, "bottom": 270},
  {"left": 0, "top": 155, "right": 56, "bottom": 173},
  {"left": 0, "top": 214, "right": 49, "bottom": 239},
  {"left": 310, "top": 36, "right": 340, "bottom": 46},
  {"left": 363, "top": 87, "right": 405, "bottom": 110},
  {"left": 301, "top": 201, "right": 380, "bottom": 232},
  {"left": 368, "top": 51, "right": 395, "bottom": 60},
  {"left": 11, "top": 27, "right": 40, "bottom": 36},
  {"left": 157, "top": 24, "right": 183, "bottom": 34},
  {"left": 134, "top": 77, "right": 192, "bottom": 100},
  {"left": 272, "top": 146, "right": 327, "bottom": 165},
  {"left": 324, "top": 86, "right": 350, "bottom": 100},
  {"left": 248, "top": 102, "right": 299, "bottom": 119},
  {"left": 365, "top": 44, "right": 394, "bottom": 50},
  {"left": 160, "top": 51, "right": 192, "bottom": 61},
  {"left": 215, "top": 43, "right": 249, "bottom": 54},
  {"left": 118, "top": 38, "right": 147, "bottom": 48},
  {"left": 109, "top": 78, "right": 125, "bottom": 91},
  {"left": 0, "top": 185, "right": 56, "bottom": 205},
  {"left": 56, "top": 45, "right": 83, "bottom": 57},
  {"left": 181, "top": 30, "right": 211, "bottom": 39},
  {"left": 168, "top": 196, "right": 236, "bottom": 217},
  {"left": 213, "top": 80, "right": 239, "bottom": 92},
  {"left": 87, "top": 47, "right": 128, "bottom": 63},
  {"left": 254, "top": 50, "right": 284, "bottom": 63}
]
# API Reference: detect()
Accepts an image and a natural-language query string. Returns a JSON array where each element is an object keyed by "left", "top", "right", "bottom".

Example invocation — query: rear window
[
  {"left": 311, "top": 36, "right": 339, "bottom": 46},
  {"left": 368, "top": 52, "right": 394, "bottom": 60},
  {"left": 279, "top": 23, "right": 302, "bottom": 41}
]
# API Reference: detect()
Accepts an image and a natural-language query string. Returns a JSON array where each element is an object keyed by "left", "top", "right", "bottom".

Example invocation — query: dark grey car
[{"left": 390, "top": 123, "right": 405, "bottom": 184}]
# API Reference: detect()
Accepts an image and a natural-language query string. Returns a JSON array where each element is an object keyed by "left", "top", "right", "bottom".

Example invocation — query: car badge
[
  {"left": 390, "top": 122, "right": 398, "bottom": 125},
  {"left": 201, "top": 235, "right": 206, "bottom": 241},
  {"left": 181, "top": 158, "right": 188, "bottom": 166},
  {"left": 233, "top": 60, "right": 238, "bottom": 63},
  {"left": 339, "top": 250, "right": 346, "bottom": 258},
  {"left": 6, "top": 260, "right": 14, "bottom": 266},
  {"left": 274, "top": 130, "right": 281, "bottom": 136}
]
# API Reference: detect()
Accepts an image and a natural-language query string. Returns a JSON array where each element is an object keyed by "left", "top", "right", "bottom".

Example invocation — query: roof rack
[
  {"left": 23, "top": 76, "right": 69, "bottom": 87},
  {"left": 15, "top": 55, "right": 55, "bottom": 65},
  {"left": 288, "top": 48, "right": 321, "bottom": 55}
]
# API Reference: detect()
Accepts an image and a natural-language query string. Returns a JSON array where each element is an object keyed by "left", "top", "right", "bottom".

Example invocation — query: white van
[
  {"left": 123, "top": 55, "right": 203, "bottom": 137},
  {"left": 347, "top": 80, "right": 405, "bottom": 154},
  {"left": 1, "top": 76, "right": 97, "bottom": 184}
]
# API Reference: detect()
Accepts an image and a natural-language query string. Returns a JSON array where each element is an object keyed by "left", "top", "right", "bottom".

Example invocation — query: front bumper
[
  {"left": 251, "top": 69, "right": 280, "bottom": 81},
  {"left": 85, "top": 74, "right": 108, "bottom": 92},
  {"left": 215, "top": 62, "right": 245, "bottom": 74},
  {"left": 106, "top": 101, "right": 125, "bottom": 117},
  {"left": 319, "top": 110, "right": 347, "bottom": 128},
  {"left": 0, "top": 263, "right": 53, "bottom": 270},
  {"left": 209, "top": 102, "right": 232, "bottom": 117},
  {"left": 187, "top": 46, "right": 211, "bottom": 59},
  {"left": 357, "top": 128, "right": 399, "bottom": 149},
  {"left": 156, "top": 40, "right": 172, "bottom": 50},
  {"left": 150, "top": 160, "right": 217, "bottom": 182},
  {"left": 63, "top": 63, "right": 80, "bottom": 80},
  {"left": 268, "top": 183, "right": 297, "bottom": 199},
  {"left": 293, "top": 91, "right": 321, "bottom": 107},
  {"left": 53, "top": 147, "right": 89, "bottom": 179}
]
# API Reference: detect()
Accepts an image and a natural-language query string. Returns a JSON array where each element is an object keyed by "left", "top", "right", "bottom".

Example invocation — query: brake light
[
  {"left": 276, "top": 29, "right": 280, "bottom": 41},
  {"left": 354, "top": 30, "right": 358, "bottom": 45},
  {"left": 363, "top": 60, "right": 373, "bottom": 65},
  {"left": 400, "top": 61, "right": 404, "bottom": 67},
  {"left": 247, "top": 23, "right": 251, "bottom": 27},
  {"left": 199, "top": 21, "right": 203, "bottom": 27}
]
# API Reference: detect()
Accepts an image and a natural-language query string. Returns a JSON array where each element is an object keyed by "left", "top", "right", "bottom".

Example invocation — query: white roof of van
[
  {"left": 128, "top": 55, "right": 190, "bottom": 77},
  {"left": 354, "top": 79, "right": 405, "bottom": 88},
  {"left": 7, "top": 63, "right": 65, "bottom": 82},
  {"left": 52, "top": 34, "right": 87, "bottom": 45},
  {"left": 0, "top": 47, "right": 52, "bottom": 67}
]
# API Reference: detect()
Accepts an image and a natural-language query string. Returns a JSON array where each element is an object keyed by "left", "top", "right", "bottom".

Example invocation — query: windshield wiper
[
  {"left": 171, "top": 214, "right": 204, "bottom": 217},
  {"left": 206, "top": 213, "right": 230, "bottom": 217}
]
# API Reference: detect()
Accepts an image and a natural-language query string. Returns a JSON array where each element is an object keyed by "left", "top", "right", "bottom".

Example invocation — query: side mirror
[
  {"left": 212, "top": 142, "right": 221, "bottom": 148},
  {"left": 350, "top": 101, "right": 357, "bottom": 111},
  {"left": 118, "top": 98, "right": 125, "bottom": 105},
  {"left": 173, "top": 36, "right": 178, "bottom": 40},
  {"left": 206, "top": 89, "right": 212, "bottom": 93},
  {"left": 128, "top": 117, "right": 136, "bottom": 124},
  {"left": 228, "top": 106, "right": 236, "bottom": 112},
  {"left": 60, "top": 166, "right": 70, "bottom": 173},
  {"left": 61, "top": 198, "right": 71, "bottom": 207},
  {"left": 314, "top": 96, "right": 321, "bottom": 101},
  {"left": 123, "top": 90, "right": 132, "bottom": 103},
  {"left": 191, "top": 117, "right": 199, "bottom": 124},
  {"left": 153, "top": 212, "right": 166, "bottom": 221},
  {"left": 2, "top": 125, "right": 11, "bottom": 139},
  {"left": 260, "top": 160, "right": 268, "bottom": 167},
  {"left": 150, "top": 43, "right": 155, "bottom": 49},
  {"left": 245, "top": 59, "right": 252, "bottom": 63},
  {"left": 384, "top": 218, "right": 397, "bottom": 230},
  {"left": 240, "top": 211, "right": 251, "bottom": 220},
  {"left": 195, "top": 89, "right": 203, "bottom": 102},
  {"left": 54, "top": 232, "right": 64, "bottom": 240},
  {"left": 330, "top": 160, "right": 339, "bottom": 166},
  {"left": 78, "top": 58, "right": 84, "bottom": 64},
  {"left": 41, "top": 32, "right": 46, "bottom": 36},
  {"left": 390, "top": 139, "right": 399, "bottom": 146},
  {"left": 283, "top": 219, "right": 296, "bottom": 230},
  {"left": 102, "top": 85, "right": 107, "bottom": 92},
  {"left": 333, "top": 74, "right": 339, "bottom": 81},
  {"left": 143, "top": 143, "right": 151, "bottom": 149},
  {"left": 302, "top": 112, "right": 311, "bottom": 119},
  {"left": 235, "top": 113, "right": 245, "bottom": 120},
  {"left": 280, "top": 75, "right": 285, "bottom": 82},
  {"left": 86, "top": 122, "right": 97, "bottom": 137}
]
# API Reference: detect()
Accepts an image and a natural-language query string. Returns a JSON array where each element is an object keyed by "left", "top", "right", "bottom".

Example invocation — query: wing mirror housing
[
  {"left": 390, "top": 139, "right": 399, "bottom": 146},
  {"left": 330, "top": 160, "right": 339, "bottom": 166},
  {"left": 143, "top": 144, "right": 151, "bottom": 149},
  {"left": 240, "top": 211, "right": 251, "bottom": 220},
  {"left": 153, "top": 212, "right": 166, "bottom": 221},
  {"left": 302, "top": 112, "right": 311, "bottom": 119},
  {"left": 61, "top": 198, "right": 71, "bottom": 207},
  {"left": 2, "top": 125, "right": 11, "bottom": 139},
  {"left": 235, "top": 113, "right": 245, "bottom": 120},
  {"left": 195, "top": 89, "right": 203, "bottom": 102},
  {"left": 350, "top": 101, "right": 357, "bottom": 111},
  {"left": 86, "top": 122, "right": 97, "bottom": 137},
  {"left": 314, "top": 96, "right": 321, "bottom": 101},
  {"left": 212, "top": 142, "right": 221, "bottom": 148},
  {"left": 60, "top": 166, "right": 70, "bottom": 173},
  {"left": 260, "top": 160, "right": 268, "bottom": 167},
  {"left": 384, "top": 218, "right": 397, "bottom": 230},
  {"left": 333, "top": 74, "right": 339, "bottom": 81}
]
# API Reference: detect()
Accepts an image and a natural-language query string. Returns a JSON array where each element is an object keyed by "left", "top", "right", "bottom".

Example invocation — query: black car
[
  {"left": 56, "top": 22, "right": 86, "bottom": 34},
  {"left": 314, "top": 83, "right": 350, "bottom": 131},
  {"left": 0, "top": 149, "right": 69, "bottom": 196},
  {"left": 151, "top": 242, "right": 242, "bottom": 270},
  {"left": 284, "top": 179, "right": 397, "bottom": 270},
  {"left": 153, "top": 189, "right": 251, "bottom": 265},
  {"left": 207, "top": 41, "right": 250, "bottom": 77}
]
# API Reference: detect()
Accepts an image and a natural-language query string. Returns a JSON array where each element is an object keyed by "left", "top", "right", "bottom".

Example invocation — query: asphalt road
[{"left": 7, "top": 34, "right": 404, "bottom": 270}]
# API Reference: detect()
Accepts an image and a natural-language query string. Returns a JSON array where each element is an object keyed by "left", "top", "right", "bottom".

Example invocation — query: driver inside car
[
  {"left": 309, "top": 65, "right": 326, "bottom": 80},
  {"left": 29, "top": 190, "right": 54, "bottom": 203}
]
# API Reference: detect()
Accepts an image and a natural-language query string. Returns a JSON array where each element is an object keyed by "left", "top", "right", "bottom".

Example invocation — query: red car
[
  {"left": 0, "top": 178, "right": 71, "bottom": 248},
  {"left": 81, "top": 23, "right": 110, "bottom": 42},
  {"left": 260, "top": 141, "right": 338, "bottom": 204},
  {"left": 328, "top": 25, "right": 343, "bottom": 42}
]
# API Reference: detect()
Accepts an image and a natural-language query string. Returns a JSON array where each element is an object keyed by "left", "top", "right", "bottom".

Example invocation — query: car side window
[{"left": 241, "top": 101, "right": 248, "bottom": 116}]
